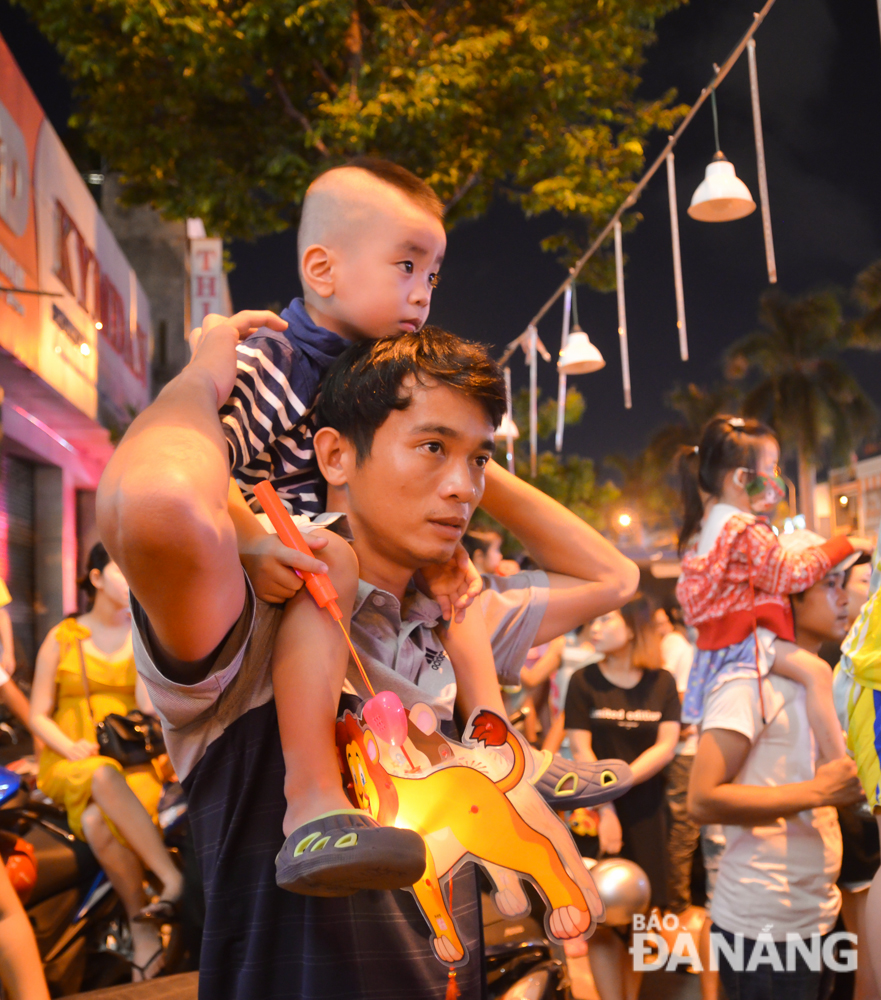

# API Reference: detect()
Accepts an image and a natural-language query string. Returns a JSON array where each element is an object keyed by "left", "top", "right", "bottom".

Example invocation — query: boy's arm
[
  {"left": 97, "top": 312, "right": 283, "bottom": 669},
  {"left": 480, "top": 461, "right": 639, "bottom": 645},
  {"left": 228, "top": 479, "right": 329, "bottom": 603}
]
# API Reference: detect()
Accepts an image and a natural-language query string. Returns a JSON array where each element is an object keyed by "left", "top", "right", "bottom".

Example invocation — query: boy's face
[{"left": 308, "top": 193, "right": 446, "bottom": 341}]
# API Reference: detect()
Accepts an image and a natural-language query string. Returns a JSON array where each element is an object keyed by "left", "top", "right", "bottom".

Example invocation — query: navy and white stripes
[{"left": 219, "top": 300, "right": 349, "bottom": 515}]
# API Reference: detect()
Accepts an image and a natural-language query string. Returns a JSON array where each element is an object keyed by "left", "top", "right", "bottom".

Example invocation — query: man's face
[
  {"left": 329, "top": 201, "right": 446, "bottom": 340},
  {"left": 847, "top": 562, "right": 872, "bottom": 625},
  {"left": 339, "top": 380, "right": 495, "bottom": 571},
  {"left": 794, "top": 572, "right": 850, "bottom": 643}
]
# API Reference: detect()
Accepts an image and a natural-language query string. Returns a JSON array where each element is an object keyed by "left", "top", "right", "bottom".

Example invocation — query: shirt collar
[{"left": 353, "top": 580, "right": 443, "bottom": 629}]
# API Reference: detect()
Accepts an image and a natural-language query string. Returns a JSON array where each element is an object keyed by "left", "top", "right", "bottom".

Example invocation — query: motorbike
[
  {"left": 0, "top": 764, "right": 200, "bottom": 997},
  {"left": 483, "top": 876, "right": 572, "bottom": 1000}
]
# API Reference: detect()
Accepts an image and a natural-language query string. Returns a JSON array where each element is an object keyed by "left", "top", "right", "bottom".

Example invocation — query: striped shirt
[{"left": 220, "top": 298, "right": 349, "bottom": 514}]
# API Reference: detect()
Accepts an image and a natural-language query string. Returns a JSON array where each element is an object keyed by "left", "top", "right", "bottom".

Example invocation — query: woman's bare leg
[
  {"left": 841, "top": 886, "right": 880, "bottom": 1000},
  {"left": 88, "top": 765, "right": 183, "bottom": 903},
  {"left": 81, "top": 803, "right": 162, "bottom": 980},
  {"left": 864, "top": 815, "right": 881, "bottom": 997},
  {"left": 587, "top": 925, "right": 642, "bottom": 1000}
]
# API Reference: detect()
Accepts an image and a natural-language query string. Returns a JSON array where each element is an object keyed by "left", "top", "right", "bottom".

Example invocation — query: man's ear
[
  {"left": 314, "top": 426, "right": 351, "bottom": 487},
  {"left": 300, "top": 244, "right": 335, "bottom": 300}
]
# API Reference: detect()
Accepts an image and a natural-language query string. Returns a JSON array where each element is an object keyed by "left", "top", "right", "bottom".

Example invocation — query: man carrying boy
[
  {"left": 217, "top": 157, "right": 632, "bottom": 900},
  {"left": 97, "top": 317, "right": 639, "bottom": 999}
]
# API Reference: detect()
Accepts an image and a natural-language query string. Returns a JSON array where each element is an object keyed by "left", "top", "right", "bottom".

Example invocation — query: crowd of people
[{"left": 0, "top": 158, "right": 875, "bottom": 1000}]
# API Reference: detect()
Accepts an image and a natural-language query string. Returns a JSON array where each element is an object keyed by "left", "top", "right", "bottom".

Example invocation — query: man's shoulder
[{"left": 702, "top": 673, "right": 794, "bottom": 743}]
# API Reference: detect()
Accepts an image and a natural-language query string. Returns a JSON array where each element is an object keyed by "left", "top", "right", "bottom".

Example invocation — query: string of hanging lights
[{"left": 499, "top": 0, "right": 778, "bottom": 467}]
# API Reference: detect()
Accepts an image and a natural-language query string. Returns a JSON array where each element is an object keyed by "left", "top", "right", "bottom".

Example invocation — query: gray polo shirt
[
  {"left": 129, "top": 567, "right": 548, "bottom": 1000},
  {"left": 132, "top": 569, "right": 547, "bottom": 782}
]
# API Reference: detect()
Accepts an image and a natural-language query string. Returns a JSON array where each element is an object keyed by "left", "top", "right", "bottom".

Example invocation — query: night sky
[{"left": 3, "top": 0, "right": 881, "bottom": 469}]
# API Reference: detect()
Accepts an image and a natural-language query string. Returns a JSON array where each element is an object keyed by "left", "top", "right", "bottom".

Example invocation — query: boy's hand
[
  {"left": 418, "top": 544, "right": 483, "bottom": 623},
  {"left": 240, "top": 531, "right": 330, "bottom": 604},
  {"left": 188, "top": 310, "right": 286, "bottom": 406}
]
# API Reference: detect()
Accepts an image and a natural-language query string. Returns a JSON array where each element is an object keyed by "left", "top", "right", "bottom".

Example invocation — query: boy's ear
[
  {"left": 314, "top": 426, "right": 351, "bottom": 487},
  {"left": 300, "top": 244, "right": 335, "bottom": 299}
]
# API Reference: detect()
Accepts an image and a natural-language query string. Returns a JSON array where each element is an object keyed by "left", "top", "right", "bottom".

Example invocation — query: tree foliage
[
  {"left": 19, "top": 0, "right": 686, "bottom": 284},
  {"left": 726, "top": 288, "right": 877, "bottom": 469}
]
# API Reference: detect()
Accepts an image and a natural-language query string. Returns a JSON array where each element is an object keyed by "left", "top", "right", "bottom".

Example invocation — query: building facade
[{"left": 0, "top": 36, "right": 151, "bottom": 671}]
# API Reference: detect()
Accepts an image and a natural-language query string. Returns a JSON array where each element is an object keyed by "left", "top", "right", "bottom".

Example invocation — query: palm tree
[
  {"left": 726, "top": 288, "right": 877, "bottom": 530},
  {"left": 851, "top": 259, "right": 881, "bottom": 347}
]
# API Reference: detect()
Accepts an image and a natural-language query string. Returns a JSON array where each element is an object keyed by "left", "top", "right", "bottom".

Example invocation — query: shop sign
[{"left": 0, "top": 35, "right": 151, "bottom": 422}]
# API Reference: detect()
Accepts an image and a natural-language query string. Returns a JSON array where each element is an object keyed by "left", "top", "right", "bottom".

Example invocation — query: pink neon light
[{"left": 10, "top": 404, "right": 75, "bottom": 453}]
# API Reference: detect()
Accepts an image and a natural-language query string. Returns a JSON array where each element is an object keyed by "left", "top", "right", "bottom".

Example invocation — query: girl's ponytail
[{"left": 677, "top": 446, "right": 703, "bottom": 554}]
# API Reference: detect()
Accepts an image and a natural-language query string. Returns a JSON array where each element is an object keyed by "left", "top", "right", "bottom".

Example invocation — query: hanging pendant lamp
[
  {"left": 557, "top": 285, "right": 605, "bottom": 375},
  {"left": 494, "top": 413, "right": 520, "bottom": 441},
  {"left": 688, "top": 86, "right": 756, "bottom": 223}
]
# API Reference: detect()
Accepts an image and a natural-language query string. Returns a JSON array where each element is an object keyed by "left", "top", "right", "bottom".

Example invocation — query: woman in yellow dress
[{"left": 29, "top": 544, "right": 183, "bottom": 981}]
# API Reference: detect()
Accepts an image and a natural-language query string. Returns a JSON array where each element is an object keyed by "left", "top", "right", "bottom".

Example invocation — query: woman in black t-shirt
[{"left": 564, "top": 596, "right": 680, "bottom": 1000}]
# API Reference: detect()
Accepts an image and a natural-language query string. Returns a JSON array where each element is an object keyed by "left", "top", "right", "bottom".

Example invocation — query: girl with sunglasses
[{"left": 675, "top": 416, "right": 873, "bottom": 764}]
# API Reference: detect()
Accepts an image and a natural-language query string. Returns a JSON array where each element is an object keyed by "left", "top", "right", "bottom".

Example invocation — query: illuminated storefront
[{"left": 0, "top": 35, "right": 151, "bottom": 667}]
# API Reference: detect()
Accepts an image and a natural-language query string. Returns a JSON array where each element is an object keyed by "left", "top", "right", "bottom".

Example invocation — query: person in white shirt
[{"left": 688, "top": 539, "right": 865, "bottom": 1000}]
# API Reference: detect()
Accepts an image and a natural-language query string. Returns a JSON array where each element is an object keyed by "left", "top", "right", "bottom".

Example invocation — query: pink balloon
[{"left": 362, "top": 691, "right": 408, "bottom": 747}]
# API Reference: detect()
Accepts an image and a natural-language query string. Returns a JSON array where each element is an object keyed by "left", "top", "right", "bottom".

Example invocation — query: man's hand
[
  {"left": 67, "top": 739, "right": 99, "bottom": 762},
  {"left": 418, "top": 544, "right": 483, "bottom": 623},
  {"left": 189, "top": 310, "right": 286, "bottom": 406},
  {"left": 597, "top": 806, "right": 622, "bottom": 856},
  {"left": 810, "top": 757, "right": 865, "bottom": 808},
  {"left": 240, "top": 531, "right": 330, "bottom": 604}
]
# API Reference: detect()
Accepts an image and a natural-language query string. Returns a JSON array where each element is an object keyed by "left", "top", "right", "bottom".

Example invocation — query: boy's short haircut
[
  {"left": 344, "top": 156, "right": 444, "bottom": 222},
  {"left": 316, "top": 327, "right": 506, "bottom": 463},
  {"left": 308, "top": 156, "right": 444, "bottom": 223}
]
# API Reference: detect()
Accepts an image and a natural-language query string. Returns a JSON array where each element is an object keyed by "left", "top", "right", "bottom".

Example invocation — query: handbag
[{"left": 75, "top": 637, "right": 165, "bottom": 767}]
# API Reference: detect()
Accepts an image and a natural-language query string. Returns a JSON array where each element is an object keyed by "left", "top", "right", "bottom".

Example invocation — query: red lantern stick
[{"left": 253, "top": 480, "right": 376, "bottom": 698}]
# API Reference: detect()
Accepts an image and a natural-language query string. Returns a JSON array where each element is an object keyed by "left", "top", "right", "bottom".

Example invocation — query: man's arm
[
  {"left": 480, "top": 461, "right": 639, "bottom": 644},
  {"left": 96, "top": 312, "right": 288, "bottom": 670},
  {"left": 687, "top": 727, "right": 863, "bottom": 826}
]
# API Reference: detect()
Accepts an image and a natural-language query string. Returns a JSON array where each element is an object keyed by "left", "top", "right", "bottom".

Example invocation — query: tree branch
[
  {"left": 312, "top": 60, "right": 338, "bottom": 97},
  {"left": 267, "top": 69, "right": 330, "bottom": 157},
  {"left": 444, "top": 170, "right": 481, "bottom": 212}
]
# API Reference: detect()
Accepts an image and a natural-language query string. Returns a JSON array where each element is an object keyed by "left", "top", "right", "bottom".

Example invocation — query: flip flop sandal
[
  {"left": 131, "top": 945, "right": 165, "bottom": 982},
  {"left": 275, "top": 809, "right": 426, "bottom": 897},
  {"left": 531, "top": 753, "right": 633, "bottom": 809}
]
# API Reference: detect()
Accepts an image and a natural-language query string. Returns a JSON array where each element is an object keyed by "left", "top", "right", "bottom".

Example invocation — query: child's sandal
[{"left": 275, "top": 809, "right": 426, "bottom": 897}]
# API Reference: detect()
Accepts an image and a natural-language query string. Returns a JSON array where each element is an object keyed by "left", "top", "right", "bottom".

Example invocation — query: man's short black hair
[{"left": 316, "top": 327, "right": 507, "bottom": 462}]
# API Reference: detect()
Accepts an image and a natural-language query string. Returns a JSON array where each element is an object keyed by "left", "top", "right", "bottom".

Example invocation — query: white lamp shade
[
  {"left": 494, "top": 413, "right": 520, "bottom": 440},
  {"left": 687, "top": 153, "right": 756, "bottom": 222},
  {"left": 558, "top": 327, "right": 606, "bottom": 374}
]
